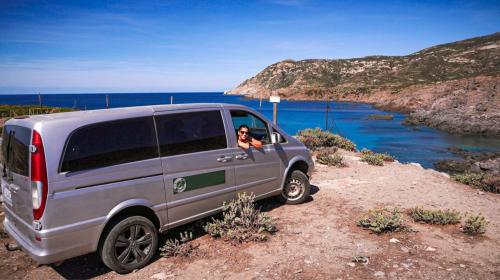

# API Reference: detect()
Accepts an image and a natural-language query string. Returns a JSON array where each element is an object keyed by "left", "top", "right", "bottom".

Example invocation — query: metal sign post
[{"left": 269, "top": 95, "right": 280, "bottom": 125}]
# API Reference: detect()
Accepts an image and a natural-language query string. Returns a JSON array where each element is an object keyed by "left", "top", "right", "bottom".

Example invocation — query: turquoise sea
[{"left": 1, "top": 92, "right": 498, "bottom": 168}]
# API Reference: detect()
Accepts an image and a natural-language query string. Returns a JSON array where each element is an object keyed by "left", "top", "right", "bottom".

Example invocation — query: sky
[{"left": 0, "top": 0, "right": 499, "bottom": 94}]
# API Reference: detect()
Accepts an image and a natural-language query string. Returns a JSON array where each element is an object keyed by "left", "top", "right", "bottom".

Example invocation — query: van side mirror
[{"left": 271, "top": 132, "right": 282, "bottom": 144}]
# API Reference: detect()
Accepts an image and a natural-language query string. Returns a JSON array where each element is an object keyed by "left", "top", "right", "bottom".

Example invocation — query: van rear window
[
  {"left": 1, "top": 125, "right": 31, "bottom": 177},
  {"left": 61, "top": 117, "right": 158, "bottom": 172}
]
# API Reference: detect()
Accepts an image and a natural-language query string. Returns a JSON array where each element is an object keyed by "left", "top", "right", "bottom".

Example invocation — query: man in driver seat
[{"left": 237, "top": 124, "right": 263, "bottom": 149}]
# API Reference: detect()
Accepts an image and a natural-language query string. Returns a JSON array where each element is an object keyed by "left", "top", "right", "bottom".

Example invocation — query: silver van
[{"left": 1, "top": 103, "right": 313, "bottom": 273}]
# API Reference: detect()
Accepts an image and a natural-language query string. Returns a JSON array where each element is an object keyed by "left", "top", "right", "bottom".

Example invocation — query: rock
[
  {"left": 374, "top": 271, "right": 385, "bottom": 277},
  {"left": 5, "top": 243, "right": 20, "bottom": 251},
  {"left": 347, "top": 262, "right": 356, "bottom": 267},
  {"left": 460, "top": 264, "right": 466, "bottom": 268},
  {"left": 409, "top": 163, "right": 423, "bottom": 169},
  {"left": 293, "top": 269, "right": 303, "bottom": 274},
  {"left": 151, "top": 272, "right": 167, "bottom": 280},
  {"left": 425, "top": 246, "right": 436, "bottom": 252},
  {"left": 390, "top": 238, "right": 400, "bottom": 243},
  {"left": 400, "top": 246, "right": 410, "bottom": 253}
]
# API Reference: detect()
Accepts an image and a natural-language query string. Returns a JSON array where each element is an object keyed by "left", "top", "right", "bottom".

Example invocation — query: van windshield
[{"left": 1, "top": 125, "right": 31, "bottom": 177}]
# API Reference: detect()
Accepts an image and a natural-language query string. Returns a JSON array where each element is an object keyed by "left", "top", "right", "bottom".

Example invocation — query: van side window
[
  {"left": 155, "top": 110, "right": 227, "bottom": 157},
  {"left": 230, "top": 110, "right": 270, "bottom": 144},
  {"left": 61, "top": 117, "right": 158, "bottom": 172}
]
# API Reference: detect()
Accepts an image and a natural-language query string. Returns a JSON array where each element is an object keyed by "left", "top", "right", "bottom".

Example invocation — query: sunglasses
[{"left": 239, "top": 130, "right": 249, "bottom": 135}]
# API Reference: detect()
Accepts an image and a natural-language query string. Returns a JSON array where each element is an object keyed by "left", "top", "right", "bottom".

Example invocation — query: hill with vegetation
[{"left": 229, "top": 33, "right": 500, "bottom": 135}]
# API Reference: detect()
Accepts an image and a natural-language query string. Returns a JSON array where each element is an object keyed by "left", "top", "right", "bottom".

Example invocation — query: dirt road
[{"left": 1, "top": 150, "right": 499, "bottom": 279}]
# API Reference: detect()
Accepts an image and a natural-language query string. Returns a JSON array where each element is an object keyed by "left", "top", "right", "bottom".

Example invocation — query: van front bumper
[{"left": 3, "top": 208, "right": 99, "bottom": 264}]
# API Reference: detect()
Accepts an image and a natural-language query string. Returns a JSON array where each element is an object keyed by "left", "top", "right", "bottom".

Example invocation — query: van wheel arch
[
  {"left": 287, "top": 160, "right": 309, "bottom": 179},
  {"left": 97, "top": 206, "right": 160, "bottom": 255}
]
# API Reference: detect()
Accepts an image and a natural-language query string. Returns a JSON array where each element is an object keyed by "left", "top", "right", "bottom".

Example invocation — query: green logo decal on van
[{"left": 173, "top": 170, "right": 225, "bottom": 194}]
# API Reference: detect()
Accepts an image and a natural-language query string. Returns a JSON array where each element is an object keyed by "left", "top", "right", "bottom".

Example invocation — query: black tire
[
  {"left": 100, "top": 216, "right": 158, "bottom": 274},
  {"left": 280, "top": 170, "right": 310, "bottom": 204}
]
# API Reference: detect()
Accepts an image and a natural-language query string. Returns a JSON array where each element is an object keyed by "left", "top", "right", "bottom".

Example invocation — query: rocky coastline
[{"left": 228, "top": 33, "right": 500, "bottom": 136}]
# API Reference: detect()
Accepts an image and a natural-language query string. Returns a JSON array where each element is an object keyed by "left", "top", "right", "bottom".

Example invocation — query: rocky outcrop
[
  {"left": 435, "top": 148, "right": 500, "bottom": 175},
  {"left": 229, "top": 33, "right": 500, "bottom": 135}
]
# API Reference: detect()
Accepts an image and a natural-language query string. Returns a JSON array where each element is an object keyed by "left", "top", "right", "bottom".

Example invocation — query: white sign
[{"left": 269, "top": 96, "right": 280, "bottom": 103}]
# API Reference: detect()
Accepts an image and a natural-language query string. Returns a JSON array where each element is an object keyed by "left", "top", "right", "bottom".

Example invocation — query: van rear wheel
[
  {"left": 100, "top": 216, "right": 158, "bottom": 274},
  {"left": 281, "top": 170, "right": 310, "bottom": 204}
]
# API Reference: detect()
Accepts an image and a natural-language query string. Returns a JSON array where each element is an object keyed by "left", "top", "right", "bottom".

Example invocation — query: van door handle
[
  {"left": 235, "top": 154, "right": 248, "bottom": 160},
  {"left": 217, "top": 155, "right": 233, "bottom": 163},
  {"left": 10, "top": 184, "right": 19, "bottom": 193}
]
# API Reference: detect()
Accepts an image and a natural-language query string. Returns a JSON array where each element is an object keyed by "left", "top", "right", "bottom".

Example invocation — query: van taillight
[{"left": 31, "top": 130, "right": 48, "bottom": 220}]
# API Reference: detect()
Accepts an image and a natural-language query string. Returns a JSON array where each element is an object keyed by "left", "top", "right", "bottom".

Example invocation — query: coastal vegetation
[
  {"left": 203, "top": 193, "right": 276, "bottom": 242},
  {"left": 296, "top": 128, "right": 356, "bottom": 151},
  {"left": 452, "top": 172, "right": 500, "bottom": 194},
  {"left": 160, "top": 231, "right": 198, "bottom": 257},
  {"left": 0, "top": 104, "right": 73, "bottom": 133},
  {"left": 462, "top": 214, "right": 488, "bottom": 235},
  {"left": 360, "top": 149, "right": 394, "bottom": 166},
  {"left": 409, "top": 207, "right": 461, "bottom": 225},
  {"left": 357, "top": 208, "right": 406, "bottom": 234},
  {"left": 435, "top": 148, "right": 499, "bottom": 193},
  {"left": 316, "top": 150, "right": 347, "bottom": 167},
  {"left": 0, "top": 104, "right": 73, "bottom": 117}
]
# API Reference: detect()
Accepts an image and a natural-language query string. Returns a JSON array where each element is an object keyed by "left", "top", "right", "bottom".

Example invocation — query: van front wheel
[
  {"left": 100, "top": 216, "right": 158, "bottom": 274},
  {"left": 281, "top": 170, "right": 310, "bottom": 204}
]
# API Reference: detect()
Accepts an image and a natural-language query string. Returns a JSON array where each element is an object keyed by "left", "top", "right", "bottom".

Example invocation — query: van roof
[{"left": 11, "top": 103, "right": 248, "bottom": 125}]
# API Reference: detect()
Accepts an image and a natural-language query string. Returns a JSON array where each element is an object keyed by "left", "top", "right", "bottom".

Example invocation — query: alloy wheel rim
[
  {"left": 114, "top": 224, "right": 153, "bottom": 266},
  {"left": 283, "top": 178, "right": 304, "bottom": 201}
]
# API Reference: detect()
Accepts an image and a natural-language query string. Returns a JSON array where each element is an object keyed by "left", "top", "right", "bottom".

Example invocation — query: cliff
[{"left": 229, "top": 33, "right": 500, "bottom": 135}]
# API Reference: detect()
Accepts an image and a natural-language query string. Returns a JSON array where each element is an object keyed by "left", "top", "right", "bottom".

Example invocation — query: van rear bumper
[{"left": 3, "top": 209, "right": 98, "bottom": 264}]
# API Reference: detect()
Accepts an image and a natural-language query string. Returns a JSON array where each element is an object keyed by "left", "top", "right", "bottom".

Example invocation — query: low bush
[
  {"left": 160, "top": 231, "right": 198, "bottom": 257},
  {"left": 357, "top": 208, "right": 406, "bottom": 234},
  {"left": 296, "top": 128, "right": 356, "bottom": 151},
  {"left": 360, "top": 153, "right": 384, "bottom": 166},
  {"left": 204, "top": 193, "right": 277, "bottom": 242},
  {"left": 360, "top": 149, "right": 394, "bottom": 166},
  {"left": 316, "top": 150, "right": 347, "bottom": 167},
  {"left": 462, "top": 214, "right": 488, "bottom": 235},
  {"left": 452, "top": 172, "right": 500, "bottom": 193},
  {"left": 409, "top": 207, "right": 461, "bottom": 225},
  {"left": 452, "top": 172, "right": 484, "bottom": 188}
]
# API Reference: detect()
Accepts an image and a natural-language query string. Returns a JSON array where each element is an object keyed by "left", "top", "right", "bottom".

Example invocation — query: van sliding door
[{"left": 155, "top": 109, "right": 235, "bottom": 228}]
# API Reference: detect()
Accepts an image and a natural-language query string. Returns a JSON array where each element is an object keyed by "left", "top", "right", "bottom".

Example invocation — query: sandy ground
[{"left": 1, "top": 150, "right": 499, "bottom": 279}]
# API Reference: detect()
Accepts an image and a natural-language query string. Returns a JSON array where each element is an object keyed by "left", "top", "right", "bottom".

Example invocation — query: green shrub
[
  {"left": 462, "top": 214, "right": 488, "bottom": 235},
  {"left": 452, "top": 172, "right": 500, "bottom": 193},
  {"left": 204, "top": 193, "right": 277, "bottom": 242},
  {"left": 452, "top": 172, "right": 484, "bottom": 187},
  {"left": 357, "top": 208, "right": 406, "bottom": 234},
  {"left": 296, "top": 128, "right": 356, "bottom": 151},
  {"left": 316, "top": 150, "right": 346, "bottom": 167},
  {"left": 360, "top": 153, "right": 384, "bottom": 166},
  {"left": 379, "top": 153, "right": 395, "bottom": 162},
  {"left": 160, "top": 231, "right": 198, "bottom": 257},
  {"left": 360, "top": 149, "right": 394, "bottom": 166},
  {"left": 409, "top": 207, "right": 461, "bottom": 225}
]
